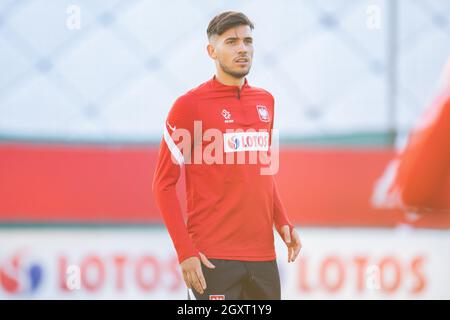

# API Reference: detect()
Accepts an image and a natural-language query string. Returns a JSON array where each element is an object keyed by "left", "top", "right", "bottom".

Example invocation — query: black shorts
[{"left": 187, "top": 259, "right": 281, "bottom": 300}]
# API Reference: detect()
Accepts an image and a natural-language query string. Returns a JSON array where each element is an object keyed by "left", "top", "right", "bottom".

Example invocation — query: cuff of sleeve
[
  {"left": 275, "top": 222, "right": 295, "bottom": 236},
  {"left": 177, "top": 249, "right": 200, "bottom": 265}
]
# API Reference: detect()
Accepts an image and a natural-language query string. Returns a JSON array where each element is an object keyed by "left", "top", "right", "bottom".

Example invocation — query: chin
[
  {"left": 231, "top": 68, "right": 251, "bottom": 78},
  {"left": 220, "top": 61, "right": 252, "bottom": 79}
]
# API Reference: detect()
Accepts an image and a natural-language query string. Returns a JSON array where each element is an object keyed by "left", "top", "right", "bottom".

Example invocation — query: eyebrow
[{"left": 224, "top": 36, "right": 253, "bottom": 41}]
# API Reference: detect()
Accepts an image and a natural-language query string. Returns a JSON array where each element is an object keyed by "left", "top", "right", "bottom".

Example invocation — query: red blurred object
[{"left": 388, "top": 89, "right": 450, "bottom": 212}]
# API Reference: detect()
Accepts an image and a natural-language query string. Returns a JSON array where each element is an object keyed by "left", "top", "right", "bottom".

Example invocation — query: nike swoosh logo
[{"left": 167, "top": 122, "right": 176, "bottom": 132}]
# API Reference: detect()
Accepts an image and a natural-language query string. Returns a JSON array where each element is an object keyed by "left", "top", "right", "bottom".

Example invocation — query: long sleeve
[
  {"left": 269, "top": 94, "right": 295, "bottom": 235},
  {"left": 273, "top": 177, "right": 294, "bottom": 235},
  {"left": 152, "top": 93, "right": 199, "bottom": 264}
]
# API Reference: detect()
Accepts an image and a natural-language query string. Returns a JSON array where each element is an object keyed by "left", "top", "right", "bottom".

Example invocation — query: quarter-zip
[
  {"left": 210, "top": 75, "right": 248, "bottom": 99},
  {"left": 236, "top": 86, "right": 249, "bottom": 124},
  {"left": 210, "top": 75, "right": 253, "bottom": 124}
]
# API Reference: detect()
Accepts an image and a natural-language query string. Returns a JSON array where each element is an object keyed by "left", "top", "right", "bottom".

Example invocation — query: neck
[{"left": 215, "top": 69, "right": 245, "bottom": 89}]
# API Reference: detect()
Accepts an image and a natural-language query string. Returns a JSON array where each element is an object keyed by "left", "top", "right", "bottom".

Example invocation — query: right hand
[{"left": 181, "top": 252, "right": 216, "bottom": 294}]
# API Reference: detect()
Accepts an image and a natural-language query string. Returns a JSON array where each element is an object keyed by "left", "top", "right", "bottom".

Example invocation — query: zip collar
[{"left": 209, "top": 75, "right": 249, "bottom": 99}]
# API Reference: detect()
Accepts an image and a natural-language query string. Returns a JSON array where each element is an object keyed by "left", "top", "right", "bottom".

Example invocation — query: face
[{"left": 208, "top": 24, "right": 254, "bottom": 79}]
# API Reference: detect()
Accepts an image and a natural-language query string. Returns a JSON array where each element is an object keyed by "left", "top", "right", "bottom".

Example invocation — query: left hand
[{"left": 280, "top": 225, "right": 302, "bottom": 263}]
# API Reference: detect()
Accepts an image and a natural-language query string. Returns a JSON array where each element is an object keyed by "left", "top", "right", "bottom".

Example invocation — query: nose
[{"left": 237, "top": 40, "right": 248, "bottom": 53}]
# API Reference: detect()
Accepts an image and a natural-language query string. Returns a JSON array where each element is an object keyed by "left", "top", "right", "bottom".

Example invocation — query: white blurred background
[{"left": 1, "top": 0, "right": 449, "bottom": 300}]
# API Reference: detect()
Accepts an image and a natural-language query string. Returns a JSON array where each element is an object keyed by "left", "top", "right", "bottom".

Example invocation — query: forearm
[
  {"left": 273, "top": 177, "right": 294, "bottom": 234},
  {"left": 153, "top": 185, "right": 199, "bottom": 263}
]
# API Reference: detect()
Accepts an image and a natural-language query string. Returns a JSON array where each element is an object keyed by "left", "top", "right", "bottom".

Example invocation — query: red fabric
[
  {"left": 390, "top": 88, "right": 450, "bottom": 211},
  {"left": 152, "top": 76, "right": 293, "bottom": 263}
]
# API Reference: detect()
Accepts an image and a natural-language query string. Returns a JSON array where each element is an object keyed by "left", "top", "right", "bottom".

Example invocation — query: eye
[
  {"left": 226, "top": 39, "right": 236, "bottom": 44},
  {"left": 245, "top": 38, "right": 253, "bottom": 44}
]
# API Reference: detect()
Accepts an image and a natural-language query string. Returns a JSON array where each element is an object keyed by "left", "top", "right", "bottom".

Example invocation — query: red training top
[{"left": 152, "top": 76, "right": 294, "bottom": 263}]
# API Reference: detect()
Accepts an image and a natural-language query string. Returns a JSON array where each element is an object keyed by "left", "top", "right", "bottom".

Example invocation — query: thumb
[
  {"left": 199, "top": 252, "right": 216, "bottom": 269},
  {"left": 282, "top": 226, "right": 291, "bottom": 244}
]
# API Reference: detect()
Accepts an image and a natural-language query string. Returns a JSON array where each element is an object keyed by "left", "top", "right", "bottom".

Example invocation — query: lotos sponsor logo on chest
[{"left": 223, "top": 132, "right": 269, "bottom": 153}]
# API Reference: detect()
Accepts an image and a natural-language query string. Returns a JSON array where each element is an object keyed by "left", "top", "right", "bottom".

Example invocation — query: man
[{"left": 152, "top": 11, "right": 301, "bottom": 300}]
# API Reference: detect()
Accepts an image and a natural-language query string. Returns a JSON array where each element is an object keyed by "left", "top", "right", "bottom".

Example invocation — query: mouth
[{"left": 234, "top": 57, "right": 249, "bottom": 63}]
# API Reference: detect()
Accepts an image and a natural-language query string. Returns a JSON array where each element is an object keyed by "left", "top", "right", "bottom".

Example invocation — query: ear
[{"left": 207, "top": 43, "right": 217, "bottom": 59}]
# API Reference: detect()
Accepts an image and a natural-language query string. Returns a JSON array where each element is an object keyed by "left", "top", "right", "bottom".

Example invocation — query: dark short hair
[{"left": 207, "top": 11, "right": 254, "bottom": 40}]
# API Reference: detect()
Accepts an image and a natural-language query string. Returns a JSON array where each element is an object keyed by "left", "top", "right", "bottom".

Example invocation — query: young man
[{"left": 152, "top": 11, "right": 301, "bottom": 300}]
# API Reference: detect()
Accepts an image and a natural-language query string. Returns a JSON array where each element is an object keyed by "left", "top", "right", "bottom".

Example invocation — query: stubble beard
[{"left": 219, "top": 59, "right": 252, "bottom": 79}]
